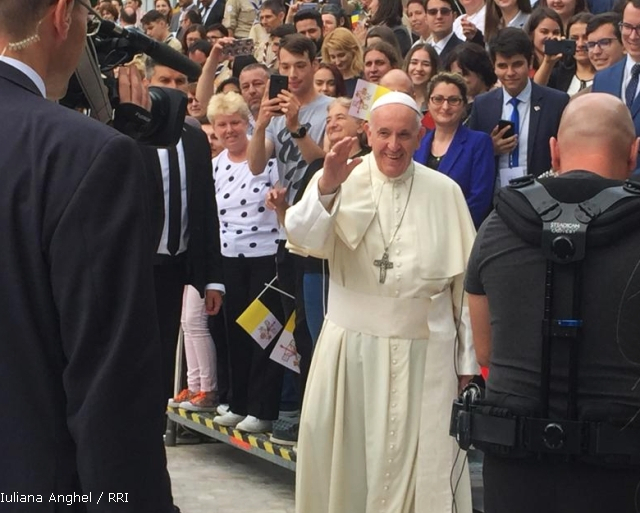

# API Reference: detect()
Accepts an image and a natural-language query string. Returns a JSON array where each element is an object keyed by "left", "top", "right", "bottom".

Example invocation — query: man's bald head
[
  {"left": 379, "top": 69, "right": 415, "bottom": 98},
  {"left": 551, "top": 93, "right": 639, "bottom": 180}
]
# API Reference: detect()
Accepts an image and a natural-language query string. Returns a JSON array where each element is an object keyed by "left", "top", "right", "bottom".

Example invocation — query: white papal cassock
[{"left": 285, "top": 153, "right": 479, "bottom": 513}]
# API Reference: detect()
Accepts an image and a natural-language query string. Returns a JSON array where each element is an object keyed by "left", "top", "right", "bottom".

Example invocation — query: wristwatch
[{"left": 290, "top": 125, "right": 307, "bottom": 139}]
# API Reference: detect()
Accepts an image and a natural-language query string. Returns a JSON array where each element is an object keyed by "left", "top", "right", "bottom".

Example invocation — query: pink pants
[{"left": 180, "top": 285, "right": 217, "bottom": 392}]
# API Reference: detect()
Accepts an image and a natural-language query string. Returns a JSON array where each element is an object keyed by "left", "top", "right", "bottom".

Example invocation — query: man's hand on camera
[{"left": 117, "top": 65, "right": 151, "bottom": 111}]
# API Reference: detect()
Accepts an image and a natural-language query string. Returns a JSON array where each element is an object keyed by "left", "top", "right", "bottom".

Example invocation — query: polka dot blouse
[{"left": 212, "top": 150, "right": 280, "bottom": 258}]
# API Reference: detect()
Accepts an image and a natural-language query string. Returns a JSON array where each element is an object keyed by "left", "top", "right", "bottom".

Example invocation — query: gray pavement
[{"left": 167, "top": 442, "right": 295, "bottom": 513}]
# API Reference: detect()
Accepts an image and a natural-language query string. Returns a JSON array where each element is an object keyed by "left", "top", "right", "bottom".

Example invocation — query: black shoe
[
  {"left": 175, "top": 426, "right": 204, "bottom": 445},
  {"left": 269, "top": 419, "right": 299, "bottom": 446}
]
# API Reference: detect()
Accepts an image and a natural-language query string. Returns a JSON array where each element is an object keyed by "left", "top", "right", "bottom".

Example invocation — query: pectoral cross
[{"left": 373, "top": 252, "right": 394, "bottom": 284}]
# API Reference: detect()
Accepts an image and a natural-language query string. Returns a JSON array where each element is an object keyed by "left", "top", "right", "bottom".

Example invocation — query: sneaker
[
  {"left": 213, "top": 411, "right": 246, "bottom": 427},
  {"left": 180, "top": 391, "right": 218, "bottom": 412},
  {"left": 236, "top": 415, "right": 273, "bottom": 433},
  {"left": 216, "top": 403, "right": 229, "bottom": 416},
  {"left": 269, "top": 420, "right": 299, "bottom": 445},
  {"left": 168, "top": 388, "right": 198, "bottom": 408}
]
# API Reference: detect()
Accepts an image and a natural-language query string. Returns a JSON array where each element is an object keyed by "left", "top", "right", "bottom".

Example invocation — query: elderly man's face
[{"left": 365, "top": 104, "right": 424, "bottom": 178}]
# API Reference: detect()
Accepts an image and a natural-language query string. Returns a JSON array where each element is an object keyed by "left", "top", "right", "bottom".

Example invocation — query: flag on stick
[
  {"left": 236, "top": 298, "right": 282, "bottom": 349},
  {"left": 269, "top": 313, "right": 300, "bottom": 373}
]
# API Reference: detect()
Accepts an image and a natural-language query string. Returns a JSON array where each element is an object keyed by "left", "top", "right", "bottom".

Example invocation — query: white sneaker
[
  {"left": 213, "top": 411, "right": 245, "bottom": 427},
  {"left": 235, "top": 415, "right": 273, "bottom": 433},
  {"left": 216, "top": 404, "right": 229, "bottom": 416}
]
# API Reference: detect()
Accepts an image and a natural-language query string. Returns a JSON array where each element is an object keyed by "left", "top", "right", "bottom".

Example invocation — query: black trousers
[
  {"left": 223, "top": 255, "right": 284, "bottom": 420},
  {"left": 276, "top": 244, "right": 314, "bottom": 409},
  {"left": 153, "top": 258, "right": 187, "bottom": 402},
  {"left": 208, "top": 306, "right": 231, "bottom": 405},
  {"left": 483, "top": 452, "right": 640, "bottom": 513}
]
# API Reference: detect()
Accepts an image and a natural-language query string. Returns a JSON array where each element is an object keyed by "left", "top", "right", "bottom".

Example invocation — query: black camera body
[{"left": 61, "top": 21, "right": 201, "bottom": 147}]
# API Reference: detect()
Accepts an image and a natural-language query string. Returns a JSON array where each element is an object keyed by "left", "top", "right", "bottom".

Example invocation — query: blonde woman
[
  {"left": 321, "top": 28, "right": 364, "bottom": 97},
  {"left": 206, "top": 92, "right": 284, "bottom": 434}
]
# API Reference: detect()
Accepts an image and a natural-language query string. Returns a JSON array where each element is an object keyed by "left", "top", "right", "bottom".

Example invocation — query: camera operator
[
  {"left": 0, "top": 0, "right": 173, "bottom": 511},
  {"left": 464, "top": 93, "right": 640, "bottom": 513}
]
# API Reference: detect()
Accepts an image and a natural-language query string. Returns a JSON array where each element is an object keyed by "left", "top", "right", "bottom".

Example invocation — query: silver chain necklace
[{"left": 370, "top": 161, "right": 415, "bottom": 284}]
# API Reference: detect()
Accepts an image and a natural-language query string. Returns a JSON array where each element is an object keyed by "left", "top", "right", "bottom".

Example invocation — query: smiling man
[
  {"left": 285, "top": 91, "right": 478, "bottom": 513},
  {"left": 469, "top": 27, "right": 569, "bottom": 180},
  {"left": 592, "top": 0, "right": 640, "bottom": 152},
  {"left": 585, "top": 13, "right": 624, "bottom": 72}
]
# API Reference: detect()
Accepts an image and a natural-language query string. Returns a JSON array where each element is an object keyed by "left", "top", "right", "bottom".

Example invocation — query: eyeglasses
[
  {"left": 620, "top": 21, "right": 640, "bottom": 36},
  {"left": 429, "top": 95, "right": 463, "bottom": 106},
  {"left": 585, "top": 37, "right": 617, "bottom": 51},
  {"left": 427, "top": 7, "right": 453, "bottom": 16},
  {"left": 76, "top": 0, "right": 103, "bottom": 36}
]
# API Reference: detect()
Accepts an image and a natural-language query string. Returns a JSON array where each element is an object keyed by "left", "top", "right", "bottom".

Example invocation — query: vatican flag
[
  {"left": 236, "top": 299, "right": 283, "bottom": 349},
  {"left": 269, "top": 313, "right": 300, "bottom": 373}
]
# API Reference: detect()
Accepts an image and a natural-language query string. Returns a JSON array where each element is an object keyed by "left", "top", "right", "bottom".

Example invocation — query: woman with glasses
[
  {"left": 414, "top": 72, "right": 495, "bottom": 227},
  {"left": 537, "top": 13, "right": 596, "bottom": 94}
]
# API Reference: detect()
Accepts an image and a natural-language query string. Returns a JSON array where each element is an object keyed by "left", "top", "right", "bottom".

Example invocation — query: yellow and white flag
[
  {"left": 349, "top": 79, "right": 391, "bottom": 121},
  {"left": 269, "top": 313, "right": 300, "bottom": 373},
  {"left": 236, "top": 299, "right": 282, "bottom": 349}
]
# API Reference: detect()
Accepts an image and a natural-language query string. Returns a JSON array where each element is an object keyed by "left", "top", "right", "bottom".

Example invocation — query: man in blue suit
[
  {"left": 592, "top": 0, "right": 640, "bottom": 147},
  {"left": 469, "top": 28, "right": 569, "bottom": 182}
]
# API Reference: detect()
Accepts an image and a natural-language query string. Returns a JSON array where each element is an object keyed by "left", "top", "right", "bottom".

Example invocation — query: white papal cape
[{"left": 285, "top": 154, "right": 479, "bottom": 513}]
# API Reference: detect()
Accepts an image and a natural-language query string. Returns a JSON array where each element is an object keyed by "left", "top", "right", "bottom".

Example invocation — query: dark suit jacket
[
  {"left": 592, "top": 59, "right": 640, "bottom": 136},
  {"left": 140, "top": 124, "right": 223, "bottom": 294},
  {"left": 439, "top": 33, "right": 464, "bottom": 62},
  {"left": 468, "top": 82, "right": 570, "bottom": 177},
  {"left": 202, "top": 0, "right": 226, "bottom": 28},
  {"left": 414, "top": 124, "right": 496, "bottom": 227},
  {"left": 0, "top": 61, "right": 172, "bottom": 511}
]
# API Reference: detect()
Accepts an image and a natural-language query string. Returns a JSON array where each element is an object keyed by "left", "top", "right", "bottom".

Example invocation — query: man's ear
[
  {"left": 628, "top": 137, "right": 640, "bottom": 174},
  {"left": 550, "top": 136, "right": 560, "bottom": 172},
  {"left": 52, "top": 0, "right": 74, "bottom": 40}
]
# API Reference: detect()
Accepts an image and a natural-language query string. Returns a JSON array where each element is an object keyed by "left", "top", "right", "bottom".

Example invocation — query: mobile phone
[
  {"left": 222, "top": 38, "right": 255, "bottom": 57},
  {"left": 298, "top": 2, "right": 319, "bottom": 11},
  {"left": 497, "top": 120, "right": 515, "bottom": 139},
  {"left": 544, "top": 39, "right": 576, "bottom": 57},
  {"left": 269, "top": 74, "right": 289, "bottom": 100}
]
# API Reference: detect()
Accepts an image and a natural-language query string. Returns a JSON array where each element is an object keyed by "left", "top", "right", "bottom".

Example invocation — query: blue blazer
[
  {"left": 592, "top": 59, "right": 640, "bottom": 136},
  {"left": 414, "top": 124, "right": 495, "bottom": 227},
  {"left": 468, "top": 82, "right": 570, "bottom": 178}
]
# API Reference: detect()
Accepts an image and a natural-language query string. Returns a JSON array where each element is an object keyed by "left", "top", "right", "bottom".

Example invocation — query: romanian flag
[
  {"left": 269, "top": 313, "right": 300, "bottom": 373},
  {"left": 236, "top": 299, "right": 283, "bottom": 349}
]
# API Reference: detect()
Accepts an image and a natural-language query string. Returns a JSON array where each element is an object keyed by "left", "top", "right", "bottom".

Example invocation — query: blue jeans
[{"left": 303, "top": 272, "right": 329, "bottom": 346}]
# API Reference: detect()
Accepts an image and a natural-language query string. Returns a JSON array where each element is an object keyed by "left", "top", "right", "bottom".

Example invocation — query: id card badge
[{"left": 499, "top": 166, "right": 526, "bottom": 187}]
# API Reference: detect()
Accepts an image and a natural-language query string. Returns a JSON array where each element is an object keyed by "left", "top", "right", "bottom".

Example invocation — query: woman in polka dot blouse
[{"left": 207, "top": 92, "right": 285, "bottom": 434}]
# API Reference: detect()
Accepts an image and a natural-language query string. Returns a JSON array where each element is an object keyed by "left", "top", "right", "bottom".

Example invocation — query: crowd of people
[
  {"left": 2, "top": 0, "right": 640, "bottom": 511},
  {"left": 106, "top": 0, "right": 640, "bottom": 510}
]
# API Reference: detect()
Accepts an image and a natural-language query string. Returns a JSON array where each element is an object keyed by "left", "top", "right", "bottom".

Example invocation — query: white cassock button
[
  {"left": 394, "top": 290, "right": 400, "bottom": 296},
  {"left": 385, "top": 473, "right": 391, "bottom": 478},
  {"left": 390, "top": 431, "right": 395, "bottom": 436},
  {"left": 396, "top": 236, "right": 401, "bottom": 241},
  {"left": 384, "top": 486, "right": 389, "bottom": 491},
  {"left": 392, "top": 389, "right": 397, "bottom": 394},
  {"left": 388, "top": 459, "right": 393, "bottom": 464},
  {"left": 391, "top": 374, "right": 397, "bottom": 379},
  {"left": 392, "top": 359, "right": 397, "bottom": 365},
  {"left": 390, "top": 444, "right": 395, "bottom": 450},
  {"left": 396, "top": 275, "right": 401, "bottom": 281},
  {"left": 396, "top": 249, "right": 401, "bottom": 255},
  {"left": 397, "top": 263, "right": 402, "bottom": 268},
  {"left": 395, "top": 208, "right": 401, "bottom": 213},
  {"left": 392, "top": 403, "right": 397, "bottom": 408}
]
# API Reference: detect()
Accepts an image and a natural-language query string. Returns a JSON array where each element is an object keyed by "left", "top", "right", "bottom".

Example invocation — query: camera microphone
[{"left": 96, "top": 20, "right": 202, "bottom": 81}]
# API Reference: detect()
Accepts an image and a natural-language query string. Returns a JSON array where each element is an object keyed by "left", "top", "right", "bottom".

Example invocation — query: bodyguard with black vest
[{"left": 458, "top": 93, "right": 640, "bottom": 513}]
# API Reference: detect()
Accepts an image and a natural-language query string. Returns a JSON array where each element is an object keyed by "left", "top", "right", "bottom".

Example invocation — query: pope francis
[{"left": 285, "top": 92, "right": 479, "bottom": 513}]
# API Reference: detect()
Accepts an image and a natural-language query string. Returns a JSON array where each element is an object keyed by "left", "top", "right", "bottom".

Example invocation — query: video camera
[{"left": 61, "top": 20, "right": 202, "bottom": 147}]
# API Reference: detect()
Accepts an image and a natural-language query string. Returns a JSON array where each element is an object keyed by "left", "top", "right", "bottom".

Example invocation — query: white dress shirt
[
  {"left": 429, "top": 32, "right": 455, "bottom": 55},
  {"left": 0, "top": 56, "right": 46, "bottom": 97},
  {"left": 498, "top": 79, "right": 532, "bottom": 172},
  {"left": 621, "top": 55, "right": 640, "bottom": 103}
]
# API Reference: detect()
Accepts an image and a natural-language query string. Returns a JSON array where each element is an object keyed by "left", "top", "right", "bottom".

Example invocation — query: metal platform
[{"left": 167, "top": 406, "right": 297, "bottom": 471}]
